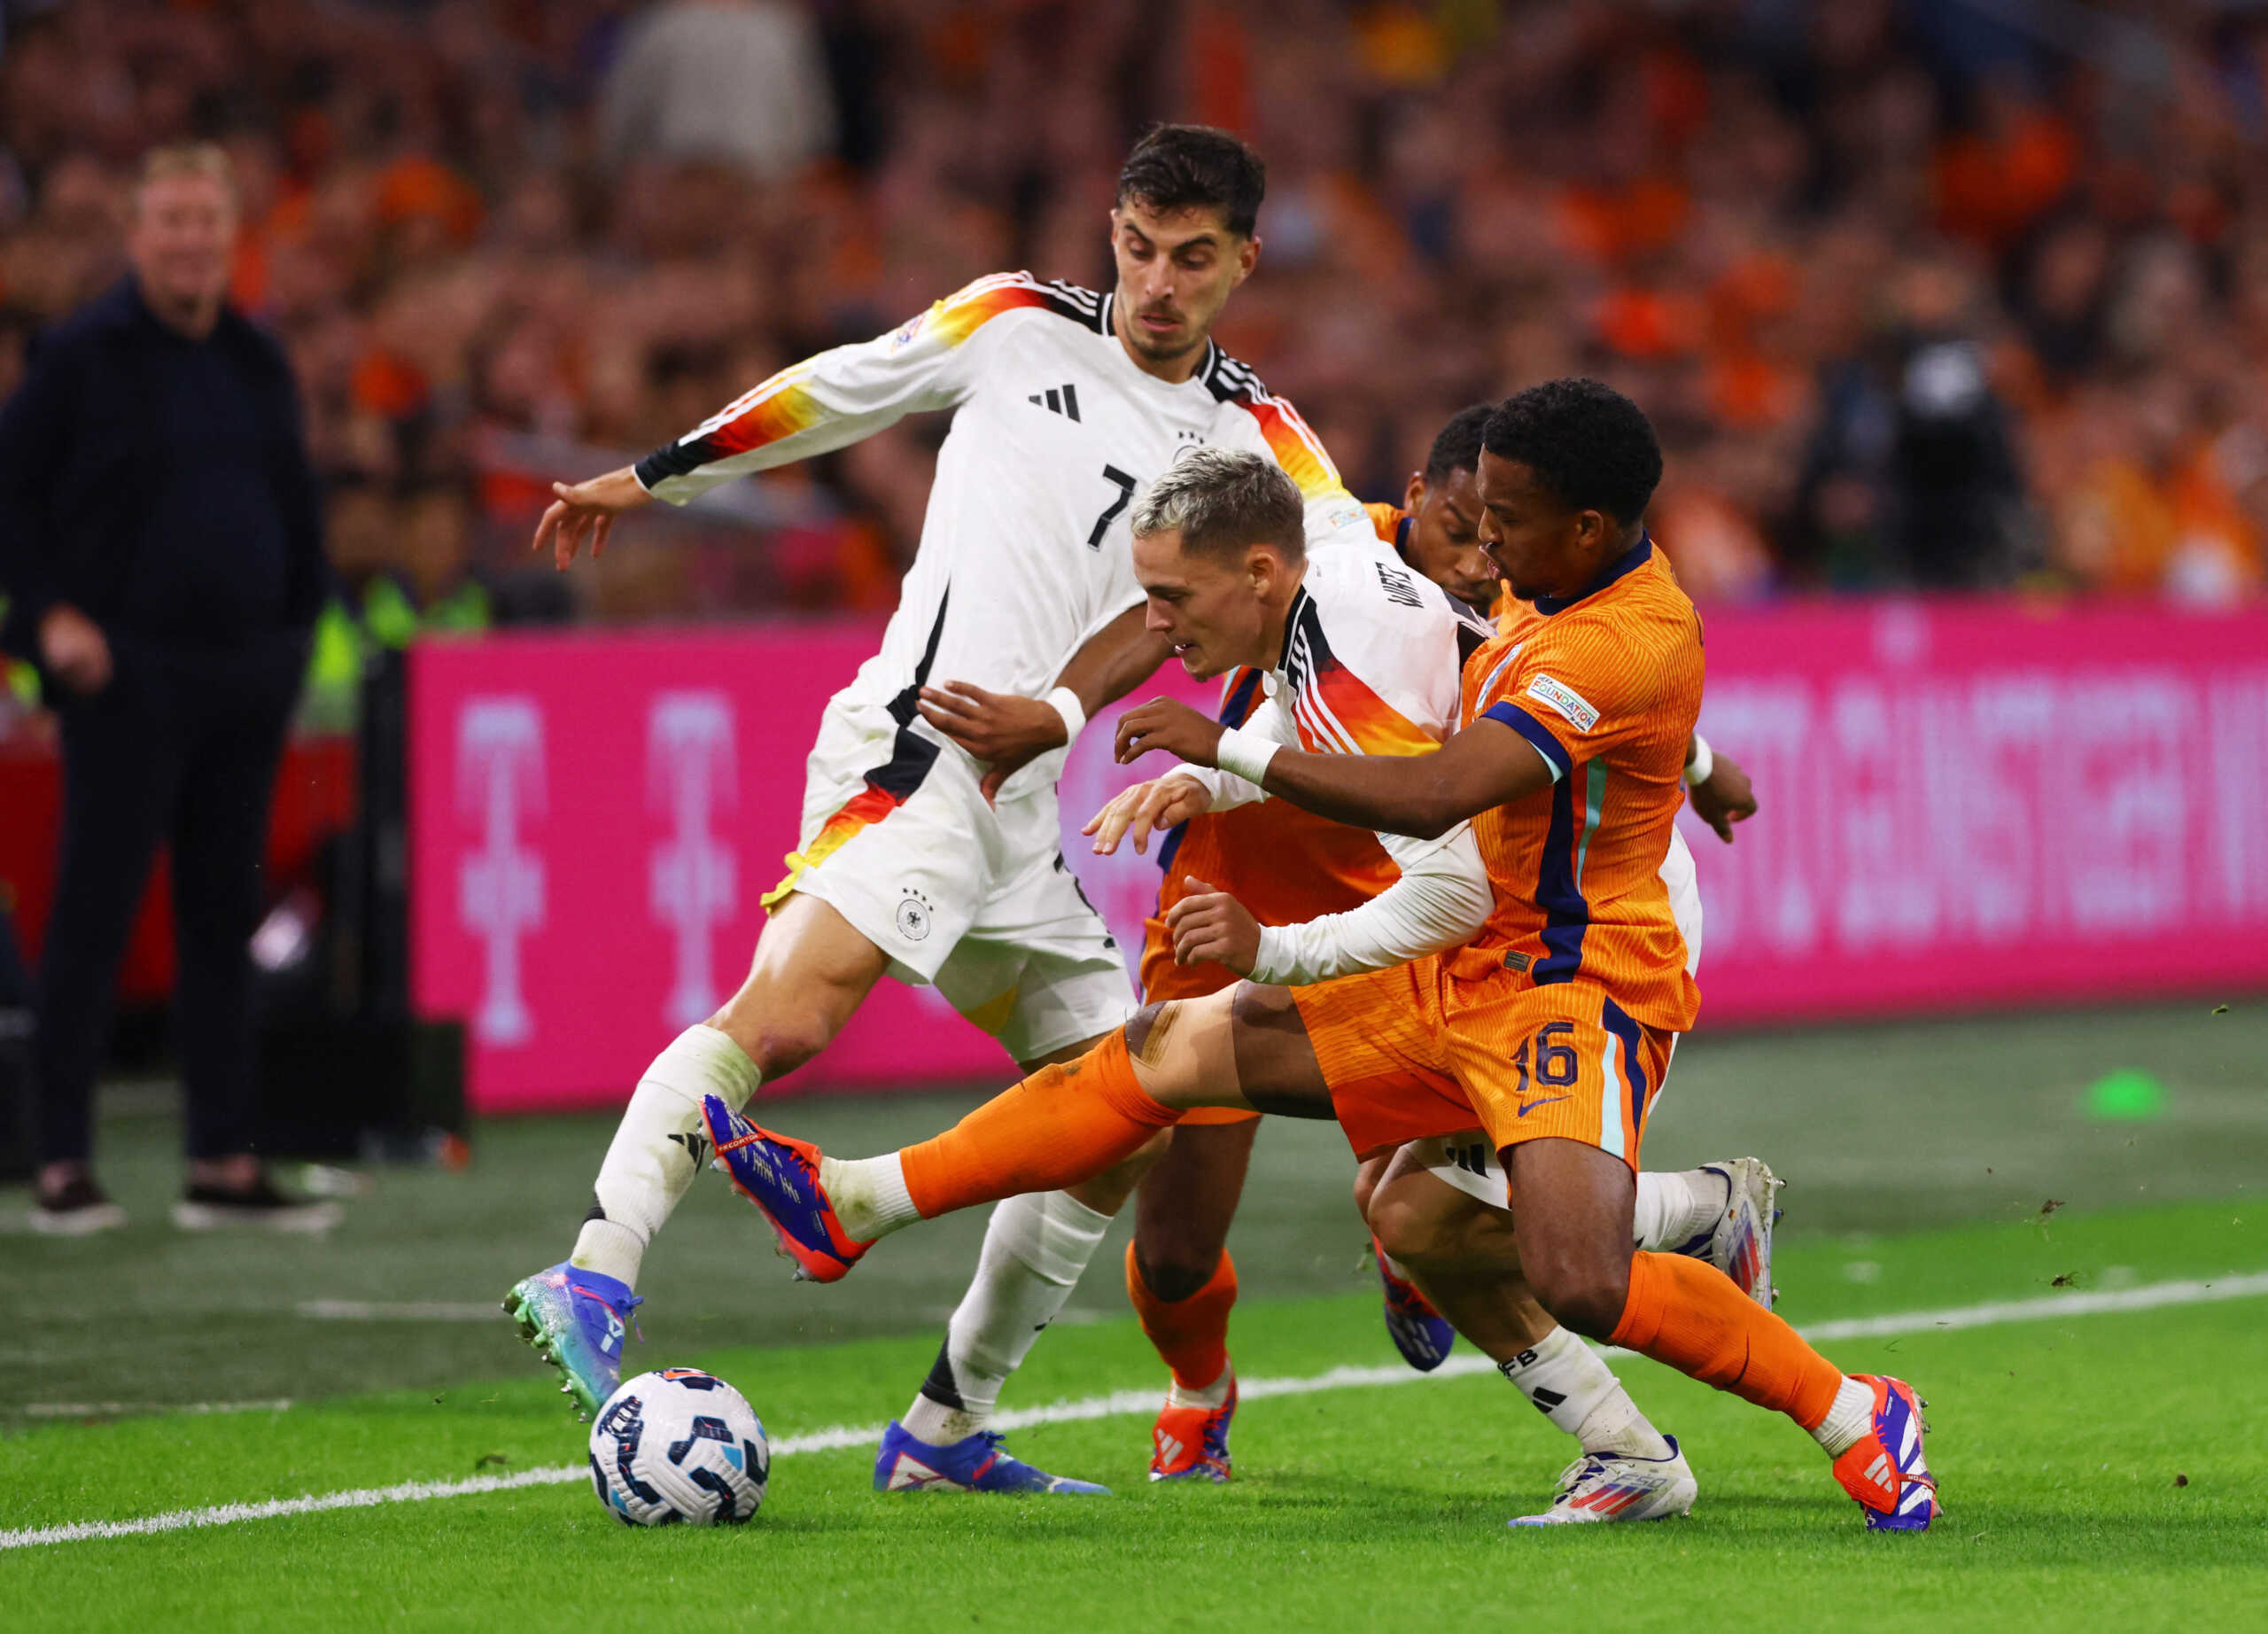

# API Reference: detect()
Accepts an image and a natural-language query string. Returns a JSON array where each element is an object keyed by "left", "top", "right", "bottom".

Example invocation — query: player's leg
[
  {"left": 703, "top": 978, "right": 1341, "bottom": 1275},
  {"left": 1364, "top": 1152, "right": 1697, "bottom": 1523},
  {"left": 880, "top": 1034, "right": 1171, "bottom": 1496},
  {"left": 1492, "top": 1035, "right": 1938, "bottom": 1530},
  {"left": 508, "top": 696, "right": 998, "bottom": 1416},
  {"left": 1354, "top": 1145, "right": 1457, "bottom": 1371},
  {"left": 575, "top": 892, "right": 886, "bottom": 1285},
  {"left": 504, "top": 891, "right": 890, "bottom": 1416},
  {"left": 1126, "top": 1115, "right": 1257, "bottom": 1481},
  {"left": 876, "top": 860, "right": 1169, "bottom": 1495}
]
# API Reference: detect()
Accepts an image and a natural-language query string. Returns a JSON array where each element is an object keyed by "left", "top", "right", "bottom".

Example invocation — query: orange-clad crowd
[{"left": 3, "top": 0, "right": 2264, "bottom": 618}]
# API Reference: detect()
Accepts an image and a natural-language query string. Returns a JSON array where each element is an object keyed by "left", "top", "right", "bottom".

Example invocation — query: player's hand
[
  {"left": 1083, "top": 774, "right": 1209, "bottom": 856},
  {"left": 919, "top": 681, "right": 1068, "bottom": 801},
  {"left": 1115, "top": 697, "right": 1224, "bottom": 768},
  {"left": 37, "top": 603, "right": 112, "bottom": 696},
  {"left": 1688, "top": 750, "right": 1758, "bottom": 843},
  {"left": 532, "top": 467, "right": 652, "bottom": 570},
  {"left": 1166, "top": 878, "right": 1262, "bottom": 975}
]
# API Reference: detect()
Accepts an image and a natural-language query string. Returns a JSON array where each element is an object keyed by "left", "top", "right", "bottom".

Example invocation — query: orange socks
[
  {"left": 1125, "top": 1242, "right": 1237, "bottom": 1393},
  {"left": 899, "top": 1031, "right": 1179, "bottom": 1219},
  {"left": 1610, "top": 1249, "right": 1843, "bottom": 1430}
]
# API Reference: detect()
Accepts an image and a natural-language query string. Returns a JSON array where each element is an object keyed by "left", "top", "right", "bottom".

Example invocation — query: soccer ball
[{"left": 587, "top": 1368, "right": 770, "bottom": 1526}]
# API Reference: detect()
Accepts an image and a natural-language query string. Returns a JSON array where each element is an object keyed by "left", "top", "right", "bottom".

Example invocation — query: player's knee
[
  {"left": 1350, "top": 1156, "right": 1389, "bottom": 1220},
  {"left": 1122, "top": 1000, "right": 1179, "bottom": 1066},
  {"left": 1365, "top": 1184, "right": 1449, "bottom": 1269},
  {"left": 1132, "top": 1238, "right": 1220, "bottom": 1303},
  {"left": 707, "top": 1002, "right": 834, "bottom": 1078},
  {"left": 1523, "top": 1248, "right": 1630, "bottom": 1341}
]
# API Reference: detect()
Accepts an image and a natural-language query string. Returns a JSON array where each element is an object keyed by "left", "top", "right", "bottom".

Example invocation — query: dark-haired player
[
  {"left": 705, "top": 385, "right": 1938, "bottom": 1531},
  {"left": 501, "top": 126, "right": 1390, "bottom": 1498},
  {"left": 1112, "top": 406, "right": 1766, "bottom": 1490}
]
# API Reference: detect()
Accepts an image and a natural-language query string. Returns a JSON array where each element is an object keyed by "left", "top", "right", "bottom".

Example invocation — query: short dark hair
[
  {"left": 1130, "top": 447, "right": 1305, "bottom": 562},
  {"left": 1116, "top": 125, "right": 1266, "bottom": 238},
  {"left": 1481, "top": 378, "right": 1663, "bottom": 524},
  {"left": 1423, "top": 402, "right": 1495, "bottom": 486}
]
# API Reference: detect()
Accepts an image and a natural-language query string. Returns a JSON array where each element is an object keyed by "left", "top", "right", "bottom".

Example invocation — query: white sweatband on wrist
[
  {"left": 1043, "top": 686, "right": 1086, "bottom": 747},
  {"left": 1683, "top": 733, "right": 1714, "bottom": 789},
  {"left": 1215, "top": 726, "right": 1280, "bottom": 786}
]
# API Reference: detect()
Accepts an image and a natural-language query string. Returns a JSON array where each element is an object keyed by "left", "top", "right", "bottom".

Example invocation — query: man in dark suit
[{"left": 0, "top": 144, "right": 338, "bottom": 1233}]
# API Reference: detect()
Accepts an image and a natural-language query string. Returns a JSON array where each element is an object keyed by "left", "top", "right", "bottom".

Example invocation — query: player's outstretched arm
[
  {"left": 532, "top": 467, "right": 653, "bottom": 570},
  {"left": 1115, "top": 696, "right": 1553, "bottom": 839}
]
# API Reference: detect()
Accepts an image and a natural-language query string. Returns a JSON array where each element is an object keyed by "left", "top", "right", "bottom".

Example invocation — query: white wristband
[
  {"left": 1044, "top": 686, "right": 1086, "bottom": 747},
  {"left": 1683, "top": 733, "right": 1714, "bottom": 788},
  {"left": 1215, "top": 725, "right": 1281, "bottom": 786}
]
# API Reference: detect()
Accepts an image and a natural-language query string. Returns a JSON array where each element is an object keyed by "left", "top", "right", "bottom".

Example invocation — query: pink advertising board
[
  {"left": 1673, "top": 599, "right": 2268, "bottom": 1023},
  {"left": 408, "top": 626, "right": 1212, "bottom": 1112},
  {"left": 410, "top": 601, "right": 2268, "bottom": 1113}
]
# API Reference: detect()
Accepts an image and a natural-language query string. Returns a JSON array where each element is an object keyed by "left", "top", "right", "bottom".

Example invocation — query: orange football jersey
[{"left": 1457, "top": 537, "right": 1704, "bottom": 1033}]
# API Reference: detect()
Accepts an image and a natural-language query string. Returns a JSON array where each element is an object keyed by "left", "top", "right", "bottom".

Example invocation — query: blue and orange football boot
[
  {"left": 873, "top": 1421, "right": 1109, "bottom": 1495},
  {"left": 501, "top": 1262, "right": 642, "bottom": 1420},
  {"left": 1508, "top": 1437, "right": 1697, "bottom": 1526},
  {"left": 700, "top": 1095, "right": 872, "bottom": 1282},
  {"left": 1830, "top": 1374, "right": 1940, "bottom": 1531},
  {"left": 1374, "top": 1234, "right": 1456, "bottom": 1371},
  {"left": 1148, "top": 1373, "right": 1237, "bottom": 1482}
]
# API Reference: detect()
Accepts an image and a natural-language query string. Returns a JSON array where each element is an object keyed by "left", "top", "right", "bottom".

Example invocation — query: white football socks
[
  {"left": 1498, "top": 1326, "right": 1674, "bottom": 1459},
  {"left": 1167, "top": 1368, "right": 1234, "bottom": 1412},
  {"left": 899, "top": 1190, "right": 1113, "bottom": 1444},
  {"left": 571, "top": 1024, "right": 761, "bottom": 1288},
  {"left": 1811, "top": 1376, "right": 1876, "bottom": 1457},
  {"left": 1632, "top": 1167, "right": 1728, "bottom": 1252},
  {"left": 819, "top": 1152, "right": 920, "bottom": 1243}
]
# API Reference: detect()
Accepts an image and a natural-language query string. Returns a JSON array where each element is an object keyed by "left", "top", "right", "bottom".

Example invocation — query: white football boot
[
  {"left": 1692, "top": 1156, "right": 1782, "bottom": 1308},
  {"left": 1508, "top": 1436, "right": 1697, "bottom": 1526}
]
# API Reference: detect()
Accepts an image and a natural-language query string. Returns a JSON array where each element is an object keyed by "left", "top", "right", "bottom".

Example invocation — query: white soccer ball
[{"left": 587, "top": 1368, "right": 770, "bottom": 1526}]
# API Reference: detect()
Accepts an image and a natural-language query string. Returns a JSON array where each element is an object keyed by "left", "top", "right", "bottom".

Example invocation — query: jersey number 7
[{"left": 1087, "top": 464, "right": 1137, "bottom": 549}]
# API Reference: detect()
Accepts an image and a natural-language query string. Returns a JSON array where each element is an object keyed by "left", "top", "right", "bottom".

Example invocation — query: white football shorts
[
  {"left": 1411, "top": 827, "right": 1705, "bottom": 1208},
  {"left": 767, "top": 692, "right": 1136, "bottom": 1063}
]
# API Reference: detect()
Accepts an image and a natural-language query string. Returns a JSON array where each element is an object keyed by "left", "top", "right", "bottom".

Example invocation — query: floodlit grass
[
  {"left": 4, "top": 1199, "right": 2265, "bottom": 1633},
  {"left": 4, "top": 999, "right": 2263, "bottom": 1630}
]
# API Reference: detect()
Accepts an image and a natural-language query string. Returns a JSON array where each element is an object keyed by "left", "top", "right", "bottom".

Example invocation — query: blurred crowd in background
[{"left": 4, "top": 0, "right": 2268, "bottom": 644}]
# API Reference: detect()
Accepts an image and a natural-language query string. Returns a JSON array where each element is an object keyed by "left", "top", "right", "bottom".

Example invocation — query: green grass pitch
[{"left": 3, "top": 1000, "right": 2264, "bottom": 1632}]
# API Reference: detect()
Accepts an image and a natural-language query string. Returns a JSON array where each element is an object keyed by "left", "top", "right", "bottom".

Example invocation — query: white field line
[{"left": 6, "top": 1269, "right": 2263, "bottom": 1552}]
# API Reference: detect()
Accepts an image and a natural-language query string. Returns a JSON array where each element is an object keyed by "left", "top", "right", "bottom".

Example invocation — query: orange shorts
[{"left": 1291, "top": 951, "right": 1675, "bottom": 1171}]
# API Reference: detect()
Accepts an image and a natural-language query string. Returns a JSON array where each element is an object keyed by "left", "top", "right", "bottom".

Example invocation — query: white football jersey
[
  {"left": 1239, "top": 542, "right": 1485, "bottom": 766},
  {"left": 635, "top": 272, "right": 1379, "bottom": 744}
]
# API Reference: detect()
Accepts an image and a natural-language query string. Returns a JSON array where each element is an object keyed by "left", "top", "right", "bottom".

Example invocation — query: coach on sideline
[{"left": 0, "top": 144, "right": 338, "bottom": 1234}]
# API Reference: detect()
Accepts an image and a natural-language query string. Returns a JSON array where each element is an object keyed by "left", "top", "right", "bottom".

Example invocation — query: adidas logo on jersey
[{"left": 1027, "top": 384, "right": 1083, "bottom": 421}]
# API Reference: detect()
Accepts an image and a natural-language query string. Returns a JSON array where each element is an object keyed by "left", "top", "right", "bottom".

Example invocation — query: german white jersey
[
  {"left": 1235, "top": 543, "right": 1487, "bottom": 771},
  {"left": 634, "top": 272, "right": 1379, "bottom": 748}
]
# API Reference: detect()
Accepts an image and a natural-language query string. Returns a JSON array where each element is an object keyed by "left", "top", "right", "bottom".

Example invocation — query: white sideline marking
[
  {"left": 7, "top": 1270, "right": 2264, "bottom": 1551},
  {"left": 298, "top": 1301, "right": 501, "bottom": 1322}
]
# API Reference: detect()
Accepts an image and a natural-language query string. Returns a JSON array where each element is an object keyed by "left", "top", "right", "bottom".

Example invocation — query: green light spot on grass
[{"left": 2086, "top": 1069, "right": 2167, "bottom": 1122}]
